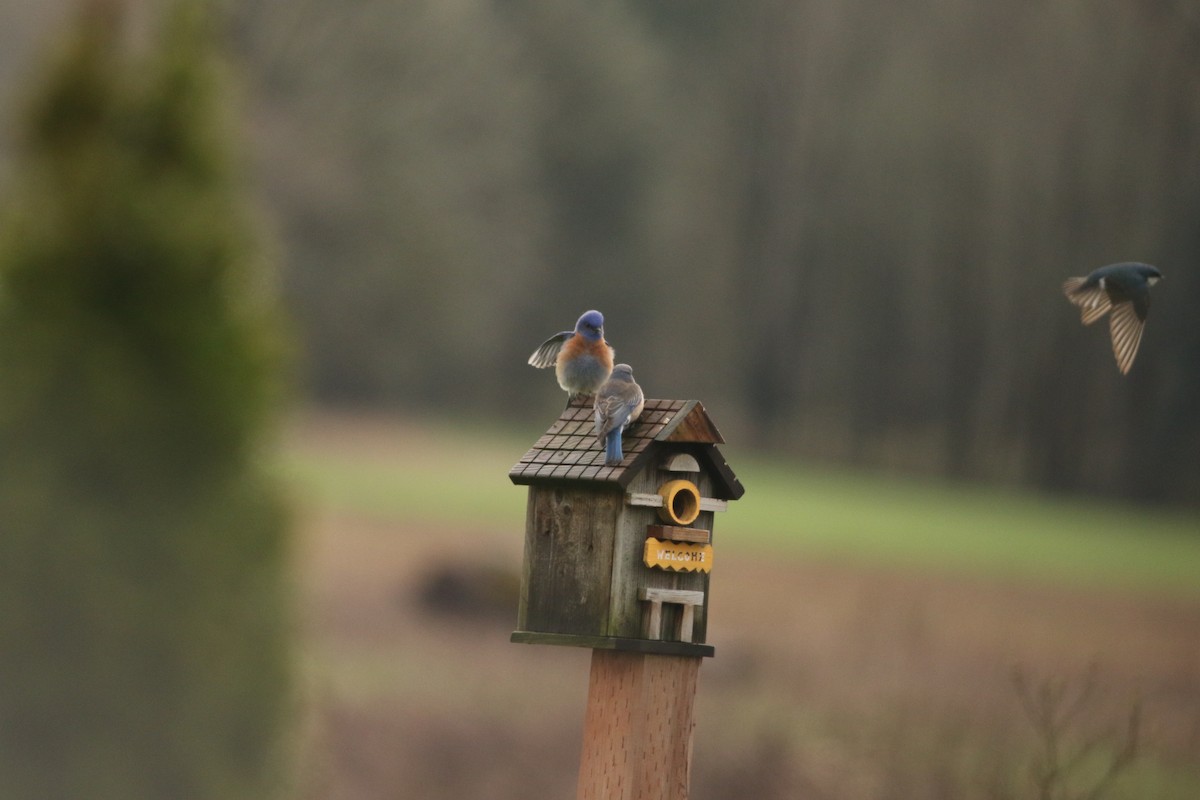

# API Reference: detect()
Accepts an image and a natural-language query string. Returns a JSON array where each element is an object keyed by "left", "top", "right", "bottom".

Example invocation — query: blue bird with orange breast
[
  {"left": 528, "top": 310, "right": 615, "bottom": 402},
  {"left": 594, "top": 363, "right": 644, "bottom": 467}
]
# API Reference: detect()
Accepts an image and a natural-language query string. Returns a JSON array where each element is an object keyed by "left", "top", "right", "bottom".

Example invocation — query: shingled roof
[{"left": 509, "top": 398, "right": 745, "bottom": 499}]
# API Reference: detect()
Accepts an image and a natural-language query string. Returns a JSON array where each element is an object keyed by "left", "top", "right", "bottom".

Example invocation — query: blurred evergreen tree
[{"left": 0, "top": 1, "right": 293, "bottom": 798}]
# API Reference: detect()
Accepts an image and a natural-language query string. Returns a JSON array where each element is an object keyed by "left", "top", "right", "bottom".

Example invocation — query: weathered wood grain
[
  {"left": 517, "top": 486, "right": 622, "bottom": 636},
  {"left": 638, "top": 588, "right": 705, "bottom": 641},
  {"left": 627, "top": 493, "right": 728, "bottom": 513},
  {"left": 577, "top": 650, "right": 701, "bottom": 800},
  {"left": 645, "top": 525, "right": 711, "bottom": 544}
]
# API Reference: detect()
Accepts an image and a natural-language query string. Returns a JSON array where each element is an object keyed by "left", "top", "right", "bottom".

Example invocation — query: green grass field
[
  {"left": 282, "top": 416, "right": 1200, "bottom": 597},
  {"left": 285, "top": 414, "right": 1200, "bottom": 800}
]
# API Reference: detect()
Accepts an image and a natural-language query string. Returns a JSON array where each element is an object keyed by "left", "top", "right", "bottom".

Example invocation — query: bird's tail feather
[
  {"left": 605, "top": 430, "right": 623, "bottom": 466},
  {"left": 1063, "top": 277, "right": 1112, "bottom": 325},
  {"left": 1062, "top": 276, "right": 1086, "bottom": 296}
]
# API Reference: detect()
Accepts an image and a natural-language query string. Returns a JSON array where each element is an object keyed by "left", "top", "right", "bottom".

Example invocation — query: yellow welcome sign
[{"left": 643, "top": 537, "right": 713, "bottom": 573}]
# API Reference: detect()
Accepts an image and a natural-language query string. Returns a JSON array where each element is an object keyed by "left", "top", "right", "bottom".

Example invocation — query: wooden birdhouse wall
[
  {"left": 517, "top": 484, "right": 623, "bottom": 638},
  {"left": 510, "top": 398, "right": 743, "bottom": 658},
  {"left": 515, "top": 448, "right": 717, "bottom": 645},
  {"left": 616, "top": 450, "right": 714, "bottom": 643}
]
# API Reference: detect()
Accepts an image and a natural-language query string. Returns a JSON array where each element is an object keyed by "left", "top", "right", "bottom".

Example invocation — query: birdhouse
[{"left": 509, "top": 397, "right": 744, "bottom": 658}]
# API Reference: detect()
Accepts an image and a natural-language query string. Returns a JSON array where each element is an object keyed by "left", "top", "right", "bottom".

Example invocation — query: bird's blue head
[{"left": 575, "top": 310, "right": 605, "bottom": 341}]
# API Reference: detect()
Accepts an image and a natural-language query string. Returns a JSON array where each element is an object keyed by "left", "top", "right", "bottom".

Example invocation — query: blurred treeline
[{"left": 6, "top": 0, "right": 1200, "bottom": 504}]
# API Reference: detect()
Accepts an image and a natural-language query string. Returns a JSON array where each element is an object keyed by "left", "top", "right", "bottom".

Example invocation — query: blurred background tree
[
  {"left": 0, "top": 1, "right": 293, "bottom": 798},
  {"left": 3, "top": 0, "right": 1198, "bottom": 505},
  {"left": 227, "top": 0, "right": 1200, "bottom": 505}
]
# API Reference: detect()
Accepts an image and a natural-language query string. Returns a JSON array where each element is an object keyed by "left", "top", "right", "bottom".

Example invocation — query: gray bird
[
  {"left": 1062, "top": 262, "right": 1162, "bottom": 375},
  {"left": 594, "top": 364, "right": 644, "bottom": 467}
]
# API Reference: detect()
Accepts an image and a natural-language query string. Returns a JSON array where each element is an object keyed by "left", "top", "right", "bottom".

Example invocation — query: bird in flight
[{"left": 1062, "top": 262, "right": 1162, "bottom": 375}]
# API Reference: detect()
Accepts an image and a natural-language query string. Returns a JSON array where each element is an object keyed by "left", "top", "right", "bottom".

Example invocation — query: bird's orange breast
[{"left": 559, "top": 335, "right": 613, "bottom": 364}]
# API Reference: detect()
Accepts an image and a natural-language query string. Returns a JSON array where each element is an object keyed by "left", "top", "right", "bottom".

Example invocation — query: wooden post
[
  {"left": 509, "top": 397, "right": 745, "bottom": 799},
  {"left": 577, "top": 649, "right": 701, "bottom": 800}
]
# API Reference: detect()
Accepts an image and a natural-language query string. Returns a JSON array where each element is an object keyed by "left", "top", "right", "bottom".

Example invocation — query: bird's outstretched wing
[
  {"left": 1062, "top": 277, "right": 1111, "bottom": 326},
  {"left": 527, "top": 331, "right": 572, "bottom": 368},
  {"left": 1108, "top": 302, "right": 1145, "bottom": 375}
]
